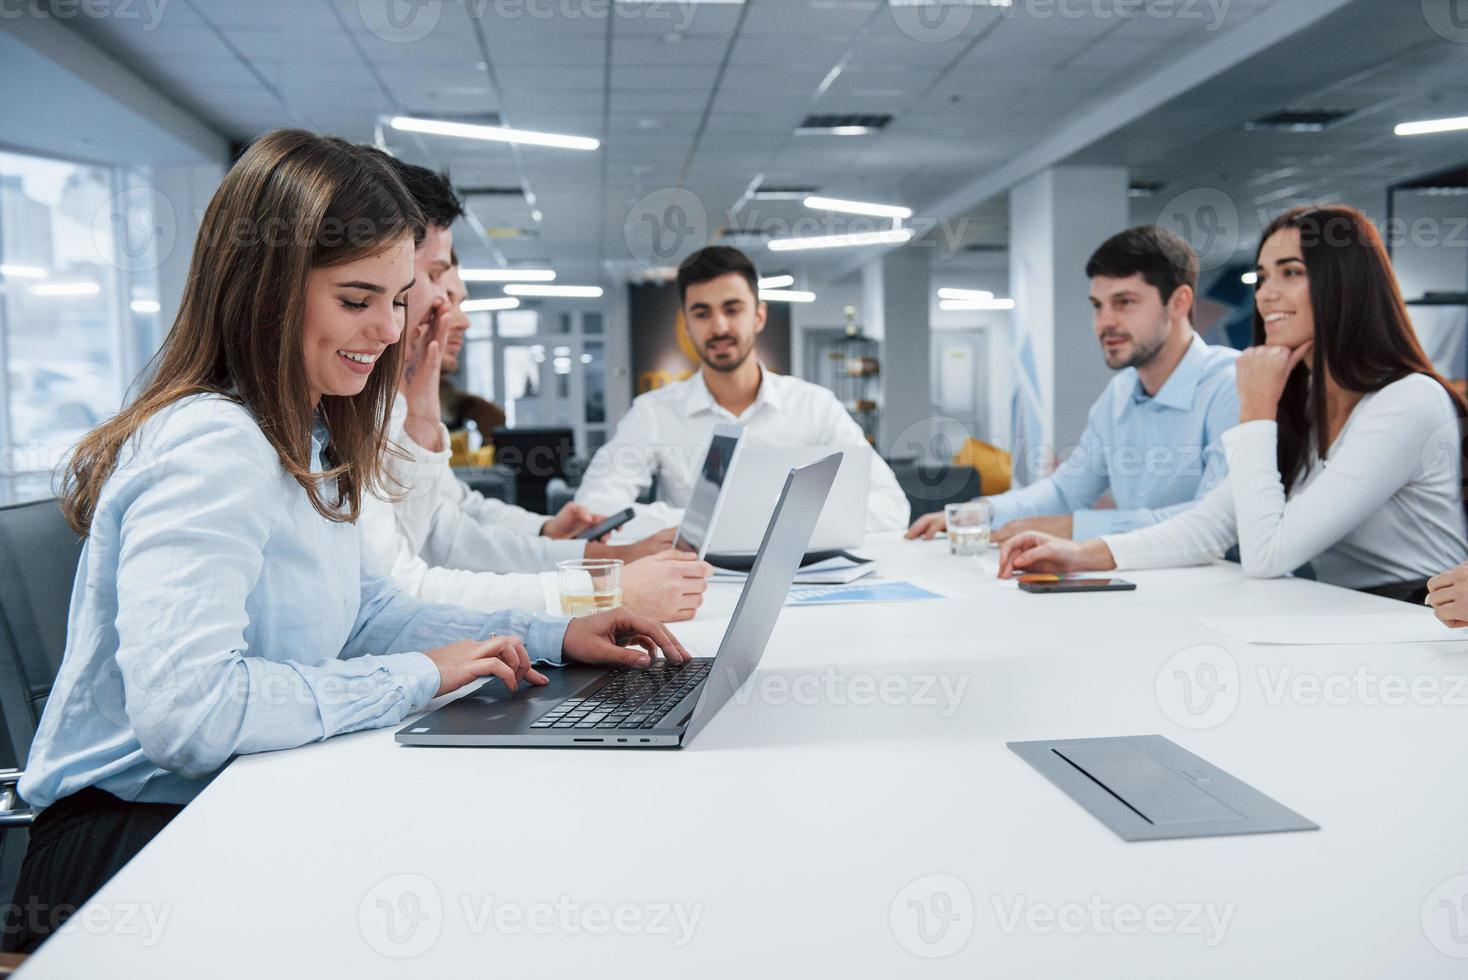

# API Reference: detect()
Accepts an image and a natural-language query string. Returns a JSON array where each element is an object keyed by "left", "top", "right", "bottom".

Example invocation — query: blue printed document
[{"left": 786, "top": 581, "right": 944, "bottom": 606}]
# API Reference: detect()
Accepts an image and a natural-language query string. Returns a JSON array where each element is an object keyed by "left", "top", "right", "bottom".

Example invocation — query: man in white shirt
[
  {"left": 575, "top": 246, "right": 910, "bottom": 531},
  {"left": 366, "top": 159, "right": 695, "bottom": 610}
]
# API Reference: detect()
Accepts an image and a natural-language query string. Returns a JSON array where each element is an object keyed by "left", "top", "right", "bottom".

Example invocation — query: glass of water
[
  {"left": 557, "top": 559, "right": 623, "bottom": 617},
  {"left": 944, "top": 500, "right": 993, "bottom": 555}
]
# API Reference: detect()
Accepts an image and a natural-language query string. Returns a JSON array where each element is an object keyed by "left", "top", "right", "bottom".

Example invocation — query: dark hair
[
  {"left": 1085, "top": 225, "right": 1199, "bottom": 310},
  {"left": 384, "top": 158, "right": 463, "bottom": 229},
  {"left": 1256, "top": 204, "right": 1468, "bottom": 509},
  {"left": 676, "top": 245, "right": 759, "bottom": 304},
  {"left": 63, "top": 129, "right": 425, "bottom": 534}
]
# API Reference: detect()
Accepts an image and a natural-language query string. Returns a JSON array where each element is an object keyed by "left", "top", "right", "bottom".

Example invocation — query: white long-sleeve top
[
  {"left": 574, "top": 366, "right": 911, "bottom": 532},
  {"left": 1101, "top": 373, "right": 1468, "bottom": 589},
  {"left": 22, "top": 395, "right": 568, "bottom": 809},
  {"left": 383, "top": 395, "right": 585, "bottom": 574},
  {"left": 358, "top": 488, "right": 558, "bottom": 614}
]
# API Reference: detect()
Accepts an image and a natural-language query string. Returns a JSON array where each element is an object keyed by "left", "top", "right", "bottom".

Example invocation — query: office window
[
  {"left": 497, "top": 310, "right": 538, "bottom": 338},
  {"left": 462, "top": 310, "right": 495, "bottom": 405},
  {"left": 0, "top": 151, "right": 156, "bottom": 505}
]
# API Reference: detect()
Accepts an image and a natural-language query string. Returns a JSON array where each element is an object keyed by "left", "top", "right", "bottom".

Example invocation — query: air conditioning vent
[
  {"left": 1245, "top": 109, "right": 1355, "bottom": 133},
  {"left": 1397, "top": 165, "right": 1468, "bottom": 191},
  {"left": 751, "top": 185, "right": 820, "bottom": 200},
  {"left": 460, "top": 186, "right": 526, "bottom": 197},
  {"left": 407, "top": 111, "right": 503, "bottom": 127},
  {"left": 798, "top": 113, "right": 893, "bottom": 130}
]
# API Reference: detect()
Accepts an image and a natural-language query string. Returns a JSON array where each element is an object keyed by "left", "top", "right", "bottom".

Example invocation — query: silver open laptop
[
  {"left": 395, "top": 452, "right": 842, "bottom": 749},
  {"left": 672, "top": 423, "right": 745, "bottom": 560},
  {"left": 707, "top": 445, "right": 869, "bottom": 555}
]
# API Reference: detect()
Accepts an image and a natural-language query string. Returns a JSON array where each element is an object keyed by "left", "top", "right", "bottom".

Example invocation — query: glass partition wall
[{"left": 0, "top": 148, "right": 162, "bottom": 505}]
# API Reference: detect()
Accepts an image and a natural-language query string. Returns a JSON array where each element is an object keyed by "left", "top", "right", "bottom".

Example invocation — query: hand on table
[
  {"left": 906, "top": 512, "right": 947, "bottom": 540},
  {"left": 587, "top": 526, "right": 678, "bottom": 564},
  {"left": 997, "top": 531, "right": 1115, "bottom": 579},
  {"left": 990, "top": 514, "right": 1073, "bottom": 545},
  {"left": 624, "top": 550, "right": 713, "bottom": 622},
  {"left": 1426, "top": 563, "right": 1468, "bottom": 628}
]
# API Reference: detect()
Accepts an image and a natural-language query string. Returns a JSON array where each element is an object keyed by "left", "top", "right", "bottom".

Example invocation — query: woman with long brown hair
[
  {"left": 4, "top": 130, "right": 685, "bottom": 954},
  {"left": 997, "top": 204, "right": 1468, "bottom": 597}
]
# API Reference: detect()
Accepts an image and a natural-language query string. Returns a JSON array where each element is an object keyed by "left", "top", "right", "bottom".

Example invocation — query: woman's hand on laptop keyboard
[
  {"left": 424, "top": 635, "right": 549, "bottom": 698},
  {"left": 563, "top": 609, "right": 692, "bottom": 668}
]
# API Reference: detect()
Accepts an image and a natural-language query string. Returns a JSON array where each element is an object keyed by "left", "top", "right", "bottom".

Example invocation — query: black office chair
[
  {"left": 489, "top": 427, "right": 576, "bottom": 515},
  {"left": 0, "top": 499, "right": 84, "bottom": 916},
  {"left": 452, "top": 464, "right": 519, "bottom": 506},
  {"left": 886, "top": 458, "right": 984, "bottom": 519}
]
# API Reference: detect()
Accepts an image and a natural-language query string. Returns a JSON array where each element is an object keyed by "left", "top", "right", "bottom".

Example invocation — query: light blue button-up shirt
[
  {"left": 989, "top": 335, "right": 1241, "bottom": 539},
  {"left": 22, "top": 395, "right": 568, "bottom": 810}
]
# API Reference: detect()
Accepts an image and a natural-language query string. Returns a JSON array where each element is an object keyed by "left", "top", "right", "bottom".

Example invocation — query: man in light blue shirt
[{"left": 908, "top": 225, "right": 1240, "bottom": 542}]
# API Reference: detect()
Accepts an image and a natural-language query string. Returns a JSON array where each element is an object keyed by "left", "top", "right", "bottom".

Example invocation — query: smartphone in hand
[{"left": 574, "top": 507, "right": 636, "bottom": 541}]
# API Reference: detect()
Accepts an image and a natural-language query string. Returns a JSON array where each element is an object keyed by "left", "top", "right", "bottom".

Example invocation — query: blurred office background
[{"left": 0, "top": 0, "right": 1464, "bottom": 505}]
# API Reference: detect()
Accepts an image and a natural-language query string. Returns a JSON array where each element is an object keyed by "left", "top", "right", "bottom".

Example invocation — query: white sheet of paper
[{"left": 1200, "top": 611, "right": 1468, "bottom": 646}]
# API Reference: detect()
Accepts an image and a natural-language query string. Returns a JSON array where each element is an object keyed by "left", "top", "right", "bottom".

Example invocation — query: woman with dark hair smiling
[
  {"left": 998, "top": 204, "right": 1468, "bottom": 599},
  {"left": 4, "top": 129, "right": 684, "bottom": 954}
]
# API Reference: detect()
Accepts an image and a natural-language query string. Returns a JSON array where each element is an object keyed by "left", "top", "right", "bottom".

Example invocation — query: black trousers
[
  {"left": 1361, "top": 578, "right": 1432, "bottom": 605},
  {"left": 1, "top": 787, "right": 182, "bottom": 954}
]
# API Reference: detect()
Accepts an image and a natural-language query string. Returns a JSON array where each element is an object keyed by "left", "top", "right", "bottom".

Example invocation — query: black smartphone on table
[
  {"left": 1017, "top": 574, "right": 1136, "bottom": 594},
  {"left": 574, "top": 507, "right": 636, "bottom": 541}
]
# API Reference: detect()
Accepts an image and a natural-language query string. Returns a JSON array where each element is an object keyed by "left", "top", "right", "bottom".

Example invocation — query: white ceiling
[{"left": 57, "top": 0, "right": 1468, "bottom": 293}]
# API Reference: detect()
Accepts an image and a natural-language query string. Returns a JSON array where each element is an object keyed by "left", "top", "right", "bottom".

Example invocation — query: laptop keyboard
[{"left": 529, "top": 660, "right": 712, "bottom": 731}]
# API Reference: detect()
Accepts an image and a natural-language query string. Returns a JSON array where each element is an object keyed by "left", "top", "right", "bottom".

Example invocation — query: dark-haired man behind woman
[
  {"left": 1000, "top": 204, "right": 1468, "bottom": 599},
  {"left": 3, "top": 130, "right": 685, "bottom": 954}
]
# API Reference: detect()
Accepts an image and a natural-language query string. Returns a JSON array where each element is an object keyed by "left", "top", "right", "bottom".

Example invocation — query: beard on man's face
[
  {"left": 698, "top": 334, "right": 753, "bottom": 373},
  {"left": 1100, "top": 315, "right": 1168, "bottom": 371}
]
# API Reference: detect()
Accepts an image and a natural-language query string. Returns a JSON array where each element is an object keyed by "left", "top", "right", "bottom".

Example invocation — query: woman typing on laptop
[
  {"left": 3, "top": 130, "right": 685, "bottom": 954},
  {"left": 998, "top": 205, "right": 1468, "bottom": 600}
]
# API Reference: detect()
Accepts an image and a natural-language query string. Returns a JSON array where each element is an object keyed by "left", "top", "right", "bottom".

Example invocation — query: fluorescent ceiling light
[
  {"left": 890, "top": 0, "right": 1011, "bottom": 5},
  {"left": 0, "top": 263, "right": 47, "bottom": 279},
  {"left": 460, "top": 268, "right": 556, "bottom": 282},
  {"left": 31, "top": 281, "right": 100, "bottom": 297},
  {"left": 803, "top": 195, "right": 913, "bottom": 220},
  {"left": 758, "top": 274, "right": 794, "bottom": 289},
  {"left": 759, "top": 289, "right": 816, "bottom": 303},
  {"left": 1394, "top": 115, "right": 1468, "bottom": 137},
  {"left": 794, "top": 126, "right": 871, "bottom": 137},
  {"left": 390, "top": 116, "right": 599, "bottom": 152},
  {"left": 939, "top": 298, "right": 1015, "bottom": 311},
  {"left": 937, "top": 288, "right": 994, "bottom": 302},
  {"left": 751, "top": 190, "right": 810, "bottom": 201},
  {"left": 768, "top": 228, "right": 914, "bottom": 252},
  {"left": 1241, "top": 271, "right": 1258, "bottom": 285},
  {"left": 130, "top": 299, "right": 161, "bottom": 314},
  {"left": 503, "top": 284, "right": 604, "bottom": 298},
  {"left": 462, "top": 297, "right": 522, "bottom": 312}
]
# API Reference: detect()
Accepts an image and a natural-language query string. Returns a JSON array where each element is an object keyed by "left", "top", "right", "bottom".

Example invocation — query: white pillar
[
  {"left": 862, "top": 250, "right": 932, "bottom": 458},
  {"left": 1008, "top": 166, "right": 1128, "bottom": 480}
]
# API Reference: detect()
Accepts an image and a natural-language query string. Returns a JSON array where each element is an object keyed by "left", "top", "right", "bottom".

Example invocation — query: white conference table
[{"left": 20, "top": 534, "right": 1468, "bottom": 977}]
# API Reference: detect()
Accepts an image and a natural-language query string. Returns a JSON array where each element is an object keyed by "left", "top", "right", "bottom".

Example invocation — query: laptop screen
[
  {"left": 680, "top": 452, "right": 842, "bottom": 745},
  {"left": 674, "top": 426, "right": 742, "bottom": 556}
]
